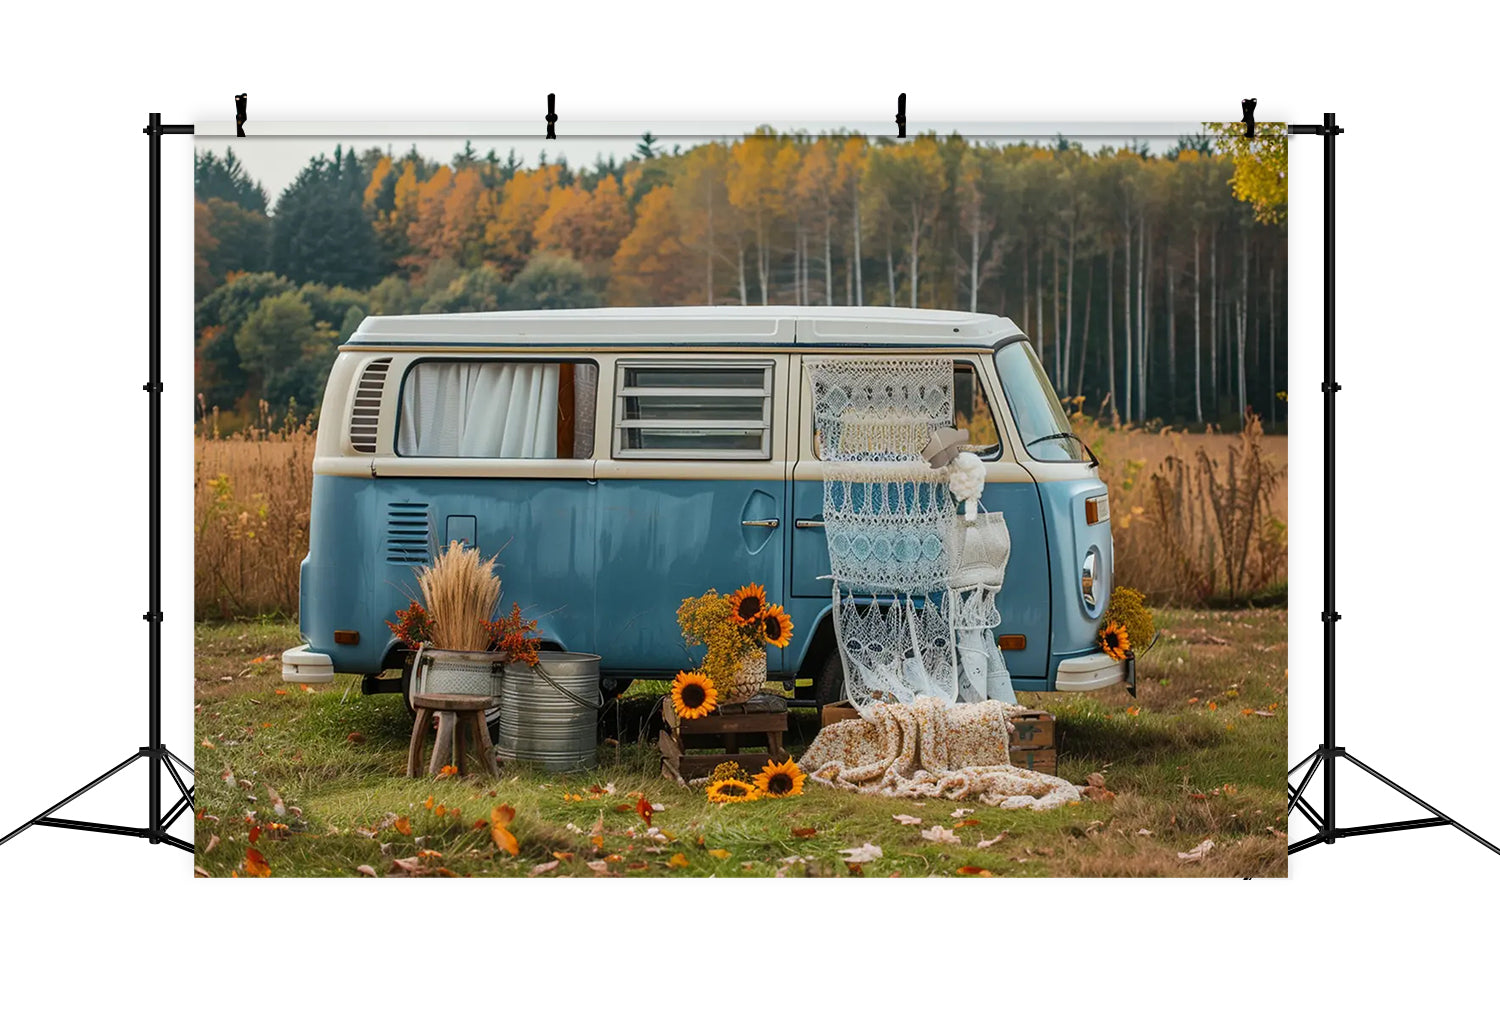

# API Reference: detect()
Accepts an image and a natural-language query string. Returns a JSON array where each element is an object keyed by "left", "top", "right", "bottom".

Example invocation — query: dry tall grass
[
  {"left": 1072, "top": 404, "right": 1289, "bottom": 605},
  {"left": 415, "top": 540, "right": 503, "bottom": 649},
  {"left": 195, "top": 407, "right": 314, "bottom": 619}
]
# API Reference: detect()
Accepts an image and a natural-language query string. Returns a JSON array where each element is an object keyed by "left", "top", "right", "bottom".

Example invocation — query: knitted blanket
[{"left": 798, "top": 698, "right": 1080, "bottom": 810}]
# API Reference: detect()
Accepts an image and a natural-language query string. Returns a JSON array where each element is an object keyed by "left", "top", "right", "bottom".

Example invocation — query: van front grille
[
  {"left": 386, "top": 502, "right": 433, "bottom": 565},
  {"left": 349, "top": 357, "right": 392, "bottom": 453}
]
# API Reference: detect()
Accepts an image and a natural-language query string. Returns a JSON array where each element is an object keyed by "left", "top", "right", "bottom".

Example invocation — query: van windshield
[{"left": 995, "top": 341, "right": 1089, "bottom": 462}]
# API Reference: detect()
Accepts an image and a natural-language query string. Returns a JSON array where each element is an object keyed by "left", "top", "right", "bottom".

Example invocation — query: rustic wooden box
[{"left": 660, "top": 694, "right": 789, "bottom": 784}]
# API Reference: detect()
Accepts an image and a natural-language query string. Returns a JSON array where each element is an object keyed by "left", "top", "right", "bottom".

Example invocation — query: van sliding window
[
  {"left": 395, "top": 360, "right": 598, "bottom": 459},
  {"left": 613, "top": 361, "right": 774, "bottom": 459}
]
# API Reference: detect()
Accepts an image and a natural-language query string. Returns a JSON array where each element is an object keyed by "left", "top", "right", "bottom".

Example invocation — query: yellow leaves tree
[
  {"left": 608, "top": 186, "right": 695, "bottom": 306},
  {"left": 535, "top": 175, "right": 632, "bottom": 267},
  {"left": 1206, "top": 121, "right": 1288, "bottom": 226},
  {"left": 672, "top": 142, "right": 736, "bottom": 304},
  {"left": 484, "top": 165, "right": 563, "bottom": 274},
  {"left": 727, "top": 131, "right": 784, "bottom": 304}
]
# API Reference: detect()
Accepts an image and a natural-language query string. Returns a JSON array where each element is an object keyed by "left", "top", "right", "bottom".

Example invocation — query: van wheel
[{"left": 813, "top": 650, "right": 846, "bottom": 710}]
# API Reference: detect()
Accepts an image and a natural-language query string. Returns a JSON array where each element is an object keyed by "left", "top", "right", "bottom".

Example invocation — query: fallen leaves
[
  {"left": 635, "top": 797, "right": 653, "bottom": 828},
  {"left": 529, "top": 861, "right": 560, "bottom": 877},
  {"left": 892, "top": 814, "right": 922, "bottom": 826},
  {"left": 920, "top": 826, "right": 960, "bottom": 844},
  {"left": 956, "top": 866, "right": 994, "bottom": 877},
  {"left": 490, "top": 805, "right": 519, "bottom": 856},
  {"left": 1081, "top": 772, "right": 1116, "bottom": 802},
  {"left": 950, "top": 808, "right": 974, "bottom": 818},
  {"left": 707, "top": 849, "right": 730, "bottom": 860},
  {"left": 204, "top": 834, "right": 221, "bottom": 854},
  {"left": 346, "top": 732, "right": 365, "bottom": 745},
  {"left": 666, "top": 852, "right": 689, "bottom": 869},
  {"left": 242, "top": 848, "right": 271, "bottom": 878},
  {"left": 953, "top": 819, "right": 981, "bottom": 829},
  {"left": 838, "top": 843, "right": 883, "bottom": 864},
  {"left": 393, "top": 816, "right": 412, "bottom": 837},
  {"left": 356, "top": 865, "right": 378, "bottom": 877},
  {"left": 791, "top": 827, "right": 818, "bottom": 839},
  {"left": 976, "top": 832, "right": 1008, "bottom": 849},
  {"left": 1178, "top": 838, "right": 1215, "bottom": 862}
]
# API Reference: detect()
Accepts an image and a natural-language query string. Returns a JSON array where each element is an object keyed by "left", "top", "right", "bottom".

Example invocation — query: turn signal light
[
  {"left": 997, "top": 634, "right": 1027, "bottom": 651},
  {"left": 1085, "top": 495, "right": 1110, "bottom": 525},
  {"left": 333, "top": 630, "right": 360, "bottom": 645}
]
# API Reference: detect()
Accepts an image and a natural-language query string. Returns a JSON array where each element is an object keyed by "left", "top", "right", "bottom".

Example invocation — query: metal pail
[{"left": 494, "top": 652, "right": 602, "bottom": 772}]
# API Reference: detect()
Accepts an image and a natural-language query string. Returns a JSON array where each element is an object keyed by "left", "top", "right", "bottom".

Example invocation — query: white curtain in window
[{"left": 398, "top": 362, "right": 559, "bottom": 458}]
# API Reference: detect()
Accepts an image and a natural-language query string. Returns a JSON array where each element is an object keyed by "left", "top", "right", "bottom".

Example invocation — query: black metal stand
[
  {"left": 1287, "top": 113, "right": 1498, "bottom": 858},
  {"left": 0, "top": 113, "right": 196, "bottom": 856}
]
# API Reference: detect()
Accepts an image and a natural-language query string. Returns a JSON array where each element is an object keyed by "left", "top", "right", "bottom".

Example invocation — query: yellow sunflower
[
  {"left": 751, "top": 757, "right": 807, "bottom": 798},
  {"left": 759, "top": 604, "right": 794, "bottom": 649},
  {"left": 706, "top": 779, "right": 760, "bottom": 804},
  {"left": 1100, "top": 621, "right": 1131, "bottom": 661},
  {"left": 671, "top": 670, "right": 719, "bottom": 720},
  {"left": 728, "top": 583, "right": 767, "bottom": 625}
]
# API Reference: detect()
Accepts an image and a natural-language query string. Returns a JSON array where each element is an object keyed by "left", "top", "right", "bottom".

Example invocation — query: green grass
[{"left": 192, "top": 608, "right": 1288, "bottom": 878}]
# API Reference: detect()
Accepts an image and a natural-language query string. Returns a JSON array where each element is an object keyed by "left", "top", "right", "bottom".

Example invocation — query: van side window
[
  {"left": 809, "top": 361, "right": 1002, "bottom": 458},
  {"left": 396, "top": 360, "right": 598, "bottom": 459},
  {"left": 954, "top": 363, "right": 1001, "bottom": 457},
  {"left": 614, "top": 361, "right": 773, "bottom": 459}
]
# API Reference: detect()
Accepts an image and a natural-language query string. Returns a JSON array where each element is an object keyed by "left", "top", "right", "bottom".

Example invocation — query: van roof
[{"left": 343, "top": 306, "right": 1026, "bottom": 349}]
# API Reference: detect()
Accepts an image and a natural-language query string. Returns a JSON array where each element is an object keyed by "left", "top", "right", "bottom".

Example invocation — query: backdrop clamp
[
  {"left": 895, "top": 93, "right": 907, "bottom": 137},
  {"left": 546, "top": 93, "right": 557, "bottom": 139}
]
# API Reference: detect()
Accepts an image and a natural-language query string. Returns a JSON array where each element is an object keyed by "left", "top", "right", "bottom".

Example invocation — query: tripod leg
[
  {"left": 0, "top": 751, "right": 145, "bottom": 847},
  {"left": 162, "top": 755, "right": 193, "bottom": 805},
  {"left": 1288, "top": 748, "right": 1320, "bottom": 778},
  {"left": 164, "top": 748, "right": 195, "bottom": 776},
  {"left": 1287, "top": 752, "right": 1322, "bottom": 817},
  {"left": 1341, "top": 752, "right": 1500, "bottom": 857}
]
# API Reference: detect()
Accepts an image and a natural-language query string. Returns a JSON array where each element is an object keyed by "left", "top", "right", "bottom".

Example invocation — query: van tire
[{"left": 813, "top": 650, "right": 845, "bottom": 710}]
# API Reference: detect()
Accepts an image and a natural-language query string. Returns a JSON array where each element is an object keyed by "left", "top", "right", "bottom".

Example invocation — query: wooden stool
[{"left": 407, "top": 693, "right": 499, "bottom": 779}]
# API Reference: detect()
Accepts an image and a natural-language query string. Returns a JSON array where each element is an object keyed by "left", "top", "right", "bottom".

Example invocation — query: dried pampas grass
[{"left": 416, "top": 541, "right": 502, "bottom": 650}]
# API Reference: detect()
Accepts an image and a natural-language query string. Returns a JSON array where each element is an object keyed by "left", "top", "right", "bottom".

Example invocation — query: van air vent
[
  {"left": 349, "top": 358, "right": 392, "bottom": 453},
  {"left": 386, "top": 502, "right": 433, "bottom": 565}
]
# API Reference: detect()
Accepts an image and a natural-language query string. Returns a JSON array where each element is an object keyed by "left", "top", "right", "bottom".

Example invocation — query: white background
[{"left": 1, "top": 1, "right": 1495, "bottom": 1019}]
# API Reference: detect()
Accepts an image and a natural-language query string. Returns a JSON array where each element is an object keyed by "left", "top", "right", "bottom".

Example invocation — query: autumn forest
[{"left": 194, "top": 127, "right": 1288, "bottom": 431}]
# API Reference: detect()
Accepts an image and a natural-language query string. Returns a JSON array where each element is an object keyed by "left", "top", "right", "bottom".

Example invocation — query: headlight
[{"left": 1081, "top": 547, "right": 1100, "bottom": 613}]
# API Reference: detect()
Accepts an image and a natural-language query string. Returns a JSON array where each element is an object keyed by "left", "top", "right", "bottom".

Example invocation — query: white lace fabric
[{"left": 810, "top": 356, "right": 1018, "bottom": 715}]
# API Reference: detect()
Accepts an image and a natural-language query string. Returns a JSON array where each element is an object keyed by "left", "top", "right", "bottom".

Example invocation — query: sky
[{"left": 192, "top": 121, "right": 1209, "bottom": 212}]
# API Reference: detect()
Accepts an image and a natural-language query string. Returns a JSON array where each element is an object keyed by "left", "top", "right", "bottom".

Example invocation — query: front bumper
[
  {"left": 1054, "top": 650, "right": 1129, "bottom": 692},
  {"left": 282, "top": 644, "right": 335, "bottom": 685}
]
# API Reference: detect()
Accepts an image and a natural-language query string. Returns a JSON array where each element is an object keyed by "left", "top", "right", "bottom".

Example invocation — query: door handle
[
  {"left": 741, "top": 518, "right": 781, "bottom": 529},
  {"left": 794, "top": 519, "right": 824, "bottom": 529}
]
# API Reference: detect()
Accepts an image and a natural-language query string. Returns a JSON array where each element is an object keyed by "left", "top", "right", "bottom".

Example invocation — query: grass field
[{"left": 192, "top": 608, "right": 1288, "bottom": 879}]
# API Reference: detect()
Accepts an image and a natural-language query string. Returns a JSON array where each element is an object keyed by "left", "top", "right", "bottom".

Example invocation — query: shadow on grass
[{"left": 1056, "top": 706, "right": 1227, "bottom": 765}]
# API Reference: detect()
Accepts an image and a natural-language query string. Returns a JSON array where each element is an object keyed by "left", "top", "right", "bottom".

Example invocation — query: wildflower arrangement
[
  {"left": 676, "top": 582, "right": 794, "bottom": 689},
  {"left": 751, "top": 758, "right": 807, "bottom": 799},
  {"left": 385, "top": 540, "right": 542, "bottom": 658}
]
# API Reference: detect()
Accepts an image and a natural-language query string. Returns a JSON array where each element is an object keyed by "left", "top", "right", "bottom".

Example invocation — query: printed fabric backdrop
[{"left": 191, "top": 122, "right": 1290, "bottom": 878}]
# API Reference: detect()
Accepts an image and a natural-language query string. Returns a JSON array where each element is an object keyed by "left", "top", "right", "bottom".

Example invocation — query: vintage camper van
[{"left": 282, "top": 306, "right": 1124, "bottom": 708}]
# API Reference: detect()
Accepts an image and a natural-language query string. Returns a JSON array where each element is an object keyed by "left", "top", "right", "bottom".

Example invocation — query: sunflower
[
  {"left": 710, "top": 761, "right": 750, "bottom": 783},
  {"left": 671, "top": 670, "right": 719, "bottom": 720},
  {"left": 751, "top": 757, "right": 807, "bottom": 799},
  {"left": 759, "top": 604, "right": 794, "bottom": 649},
  {"left": 1099, "top": 621, "right": 1131, "bottom": 661},
  {"left": 728, "top": 583, "right": 767, "bottom": 625},
  {"left": 706, "top": 779, "right": 760, "bottom": 804}
]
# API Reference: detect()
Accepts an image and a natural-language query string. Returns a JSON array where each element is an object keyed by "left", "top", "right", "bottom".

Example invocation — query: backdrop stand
[
  {"left": 1287, "top": 112, "right": 1497, "bottom": 857},
  {"left": 0, "top": 113, "right": 195, "bottom": 855}
]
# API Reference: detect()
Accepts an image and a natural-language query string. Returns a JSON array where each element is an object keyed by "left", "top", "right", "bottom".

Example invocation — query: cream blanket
[{"left": 798, "top": 698, "right": 1080, "bottom": 810}]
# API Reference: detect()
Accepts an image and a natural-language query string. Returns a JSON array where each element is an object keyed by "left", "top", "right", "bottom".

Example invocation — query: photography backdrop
[{"left": 190, "top": 121, "right": 1291, "bottom": 878}]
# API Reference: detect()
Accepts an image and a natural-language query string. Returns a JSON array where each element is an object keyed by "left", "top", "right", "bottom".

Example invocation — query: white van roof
[{"left": 343, "top": 306, "right": 1026, "bottom": 349}]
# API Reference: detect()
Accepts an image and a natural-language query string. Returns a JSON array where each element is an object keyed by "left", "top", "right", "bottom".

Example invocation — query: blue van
[{"left": 281, "top": 306, "right": 1124, "bottom": 707}]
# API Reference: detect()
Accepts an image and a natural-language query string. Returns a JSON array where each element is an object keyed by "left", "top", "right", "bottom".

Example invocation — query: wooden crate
[
  {"left": 1007, "top": 746, "right": 1058, "bottom": 775},
  {"left": 660, "top": 694, "right": 788, "bottom": 785},
  {"left": 1009, "top": 708, "right": 1055, "bottom": 751},
  {"left": 820, "top": 700, "right": 861, "bottom": 729}
]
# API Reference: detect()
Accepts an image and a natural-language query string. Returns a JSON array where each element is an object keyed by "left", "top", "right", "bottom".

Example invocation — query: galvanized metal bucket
[
  {"left": 494, "top": 652, "right": 602, "bottom": 772},
  {"left": 411, "top": 645, "right": 506, "bottom": 702}
]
